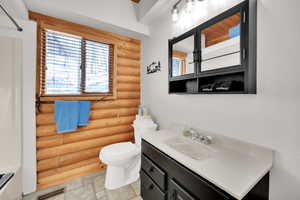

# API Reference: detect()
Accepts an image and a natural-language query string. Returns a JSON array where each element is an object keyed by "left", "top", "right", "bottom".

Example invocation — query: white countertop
[{"left": 142, "top": 130, "right": 273, "bottom": 200}]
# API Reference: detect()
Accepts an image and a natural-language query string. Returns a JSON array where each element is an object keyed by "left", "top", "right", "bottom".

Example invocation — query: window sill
[{"left": 39, "top": 94, "right": 116, "bottom": 102}]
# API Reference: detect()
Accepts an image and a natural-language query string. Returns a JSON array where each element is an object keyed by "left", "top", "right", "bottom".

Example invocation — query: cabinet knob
[
  {"left": 148, "top": 184, "right": 154, "bottom": 190},
  {"left": 172, "top": 190, "right": 177, "bottom": 200},
  {"left": 148, "top": 166, "right": 155, "bottom": 173}
]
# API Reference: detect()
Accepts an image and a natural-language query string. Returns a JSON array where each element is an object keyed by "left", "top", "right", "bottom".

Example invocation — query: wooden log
[
  {"left": 105, "top": 32, "right": 140, "bottom": 45},
  {"left": 118, "top": 75, "right": 140, "bottom": 83},
  {"left": 117, "top": 42, "right": 140, "bottom": 53},
  {"left": 39, "top": 99, "right": 140, "bottom": 114},
  {"left": 37, "top": 116, "right": 135, "bottom": 137},
  {"left": 37, "top": 165, "right": 105, "bottom": 190},
  {"left": 37, "top": 125, "right": 133, "bottom": 149},
  {"left": 90, "top": 107, "right": 137, "bottom": 120},
  {"left": 59, "top": 148, "right": 101, "bottom": 167},
  {"left": 117, "top": 91, "right": 140, "bottom": 99},
  {"left": 37, "top": 107, "right": 138, "bottom": 126},
  {"left": 63, "top": 125, "right": 133, "bottom": 144},
  {"left": 117, "top": 84, "right": 140, "bottom": 92},
  {"left": 117, "top": 49, "right": 140, "bottom": 60},
  {"left": 37, "top": 147, "right": 101, "bottom": 172},
  {"left": 117, "top": 66, "right": 140, "bottom": 76},
  {"left": 37, "top": 132, "right": 132, "bottom": 160},
  {"left": 37, "top": 157, "right": 59, "bottom": 172},
  {"left": 38, "top": 158, "right": 99, "bottom": 179},
  {"left": 117, "top": 57, "right": 140, "bottom": 68},
  {"left": 37, "top": 165, "right": 103, "bottom": 190},
  {"left": 38, "top": 158, "right": 104, "bottom": 185},
  {"left": 91, "top": 99, "right": 140, "bottom": 110},
  {"left": 37, "top": 135, "right": 63, "bottom": 149}
]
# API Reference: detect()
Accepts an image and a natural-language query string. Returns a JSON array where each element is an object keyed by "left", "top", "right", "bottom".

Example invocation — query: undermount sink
[{"left": 164, "top": 137, "right": 214, "bottom": 160}]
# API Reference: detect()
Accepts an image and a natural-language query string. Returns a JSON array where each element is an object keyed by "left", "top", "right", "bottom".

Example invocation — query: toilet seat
[{"left": 100, "top": 142, "right": 139, "bottom": 164}]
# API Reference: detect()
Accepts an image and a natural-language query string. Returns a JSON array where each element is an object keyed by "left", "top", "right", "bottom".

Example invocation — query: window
[
  {"left": 172, "top": 57, "right": 181, "bottom": 76},
  {"left": 40, "top": 29, "right": 114, "bottom": 97}
]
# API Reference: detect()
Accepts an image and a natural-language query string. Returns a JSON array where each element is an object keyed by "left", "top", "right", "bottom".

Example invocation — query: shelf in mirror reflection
[{"left": 200, "top": 12, "right": 241, "bottom": 72}]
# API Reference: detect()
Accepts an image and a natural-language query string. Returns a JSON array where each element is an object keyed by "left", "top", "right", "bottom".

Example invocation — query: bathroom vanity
[{"left": 140, "top": 130, "right": 273, "bottom": 200}]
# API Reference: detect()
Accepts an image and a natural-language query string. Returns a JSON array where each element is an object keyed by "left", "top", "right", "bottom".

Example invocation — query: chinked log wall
[{"left": 30, "top": 12, "right": 141, "bottom": 190}]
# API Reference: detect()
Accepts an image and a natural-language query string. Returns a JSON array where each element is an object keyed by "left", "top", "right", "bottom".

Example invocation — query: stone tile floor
[{"left": 23, "top": 170, "right": 141, "bottom": 200}]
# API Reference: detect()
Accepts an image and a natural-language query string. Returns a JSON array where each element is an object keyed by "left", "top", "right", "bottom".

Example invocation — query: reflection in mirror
[
  {"left": 201, "top": 12, "right": 241, "bottom": 72},
  {"left": 172, "top": 35, "right": 194, "bottom": 77}
]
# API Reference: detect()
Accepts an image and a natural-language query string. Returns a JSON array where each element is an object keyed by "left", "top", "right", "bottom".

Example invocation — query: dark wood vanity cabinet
[
  {"left": 168, "top": 179, "right": 197, "bottom": 200},
  {"left": 141, "top": 140, "right": 270, "bottom": 200}
]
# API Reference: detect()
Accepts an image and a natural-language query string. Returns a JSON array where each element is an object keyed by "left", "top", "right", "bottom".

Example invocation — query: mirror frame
[{"left": 168, "top": 29, "right": 199, "bottom": 80}]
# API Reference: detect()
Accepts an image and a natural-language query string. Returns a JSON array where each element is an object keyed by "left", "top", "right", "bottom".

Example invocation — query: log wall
[{"left": 30, "top": 12, "right": 141, "bottom": 190}]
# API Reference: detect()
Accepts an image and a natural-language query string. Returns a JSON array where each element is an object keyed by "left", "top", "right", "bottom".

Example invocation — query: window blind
[
  {"left": 85, "top": 40, "right": 110, "bottom": 93},
  {"left": 40, "top": 29, "right": 113, "bottom": 96}
]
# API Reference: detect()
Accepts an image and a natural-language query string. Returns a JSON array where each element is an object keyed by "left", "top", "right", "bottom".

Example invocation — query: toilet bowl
[
  {"left": 99, "top": 117, "right": 157, "bottom": 190},
  {"left": 100, "top": 142, "right": 140, "bottom": 190}
]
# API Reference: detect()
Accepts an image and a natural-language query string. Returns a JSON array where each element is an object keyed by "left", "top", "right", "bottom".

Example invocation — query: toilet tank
[{"left": 133, "top": 118, "right": 157, "bottom": 147}]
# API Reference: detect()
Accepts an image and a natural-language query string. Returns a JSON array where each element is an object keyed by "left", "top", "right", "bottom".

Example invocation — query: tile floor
[{"left": 23, "top": 170, "right": 141, "bottom": 200}]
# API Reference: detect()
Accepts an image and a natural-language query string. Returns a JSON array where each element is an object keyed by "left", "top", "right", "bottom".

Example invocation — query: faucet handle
[{"left": 202, "top": 135, "right": 213, "bottom": 144}]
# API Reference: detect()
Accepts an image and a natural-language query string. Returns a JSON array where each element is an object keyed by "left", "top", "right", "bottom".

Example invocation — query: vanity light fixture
[
  {"left": 171, "top": 0, "right": 205, "bottom": 22},
  {"left": 172, "top": 5, "right": 180, "bottom": 22},
  {"left": 186, "top": 0, "right": 194, "bottom": 13}
]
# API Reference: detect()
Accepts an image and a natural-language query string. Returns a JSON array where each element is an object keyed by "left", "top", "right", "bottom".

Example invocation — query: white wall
[
  {"left": 0, "top": 36, "right": 22, "bottom": 169},
  {"left": 137, "top": 0, "right": 158, "bottom": 21},
  {"left": 23, "top": 0, "right": 150, "bottom": 38},
  {"left": 0, "top": 16, "right": 37, "bottom": 194},
  {"left": 141, "top": 0, "right": 300, "bottom": 199}
]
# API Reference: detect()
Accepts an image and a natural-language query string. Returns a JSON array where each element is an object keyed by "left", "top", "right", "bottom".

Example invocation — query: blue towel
[
  {"left": 229, "top": 24, "right": 240, "bottom": 38},
  {"left": 78, "top": 101, "right": 91, "bottom": 126},
  {"left": 54, "top": 101, "right": 80, "bottom": 133}
]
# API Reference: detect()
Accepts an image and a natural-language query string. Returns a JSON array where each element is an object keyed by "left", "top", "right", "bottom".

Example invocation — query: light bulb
[
  {"left": 172, "top": 7, "right": 179, "bottom": 22},
  {"left": 186, "top": 0, "right": 194, "bottom": 13},
  {"left": 194, "top": 0, "right": 207, "bottom": 18},
  {"left": 212, "top": 0, "right": 226, "bottom": 7}
]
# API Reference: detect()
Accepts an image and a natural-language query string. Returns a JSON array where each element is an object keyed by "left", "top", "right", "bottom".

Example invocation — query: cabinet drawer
[
  {"left": 168, "top": 179, "right": 196, "bottom": 200},
  {"left": 142, "top": 140, "right": 232, "bottom": 200},
  {"left": 142, "top": 154, "right": 166, "bottom": 191},
  {"left": 141, "top": 170, "right": 166, "bottom": 200}
]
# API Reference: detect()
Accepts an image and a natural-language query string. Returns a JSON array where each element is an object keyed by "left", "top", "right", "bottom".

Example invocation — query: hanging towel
[
  {"left": 54, "top": 101, "right": 80, "bottom": 133},
  {"left": 78, "top": 101, "right": 91, "bottom": 126}
]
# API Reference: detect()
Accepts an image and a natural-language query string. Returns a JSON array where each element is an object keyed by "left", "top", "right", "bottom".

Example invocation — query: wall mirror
[
  {"left": 171, "top": 33, "right": 196, "bottom": 77},
  {"left": 200, "top": 12, "right": 241, "bottom": 72},
  {"left": 168, "top": 0, "right": 257, "bottom": 94}
]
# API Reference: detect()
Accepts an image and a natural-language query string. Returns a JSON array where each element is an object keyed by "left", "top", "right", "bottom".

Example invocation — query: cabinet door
[
  {"left": 168, "top": 179, "right": 196, "bottom": 200},
  {"left": 142, "top": 154, "right": 166, "bottom": 191},
  {"left": 141, "top": 171, "right": 166, "bottom": 200},
  {"left": 169, "top": 29, "right": 199, "bottom": 79}
]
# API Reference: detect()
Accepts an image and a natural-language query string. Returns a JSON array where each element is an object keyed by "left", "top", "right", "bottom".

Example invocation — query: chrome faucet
[{"left": 183, "top": 128, "right": 213, "bottom": 145}]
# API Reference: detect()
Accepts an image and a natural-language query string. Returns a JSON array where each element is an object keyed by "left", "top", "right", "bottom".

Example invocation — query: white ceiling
[
  {"left": 23, "top": 0, "right": 150, "bottom": 38},
  {"left": 0, "top": 0, "right": 28, "bottom": 19},
  {"left": 0, "top": 0, "right": 180, "bottom": 38}
]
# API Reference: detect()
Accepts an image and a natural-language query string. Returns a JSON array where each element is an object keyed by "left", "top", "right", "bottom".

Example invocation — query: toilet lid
[{"left": 101, "top": 142, "right": 138, "bottom": 157}]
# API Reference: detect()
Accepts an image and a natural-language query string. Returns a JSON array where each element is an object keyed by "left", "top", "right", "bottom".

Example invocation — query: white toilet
[{"left": 99, "top": 117, "right": 157, "bottom": 190}]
